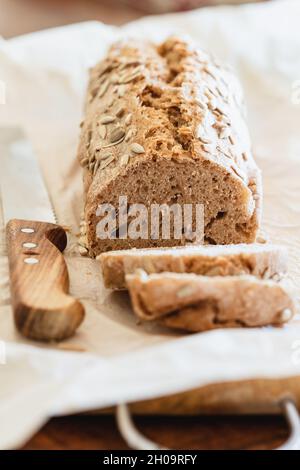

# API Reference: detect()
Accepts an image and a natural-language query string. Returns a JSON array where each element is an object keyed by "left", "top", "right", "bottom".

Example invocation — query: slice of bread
[
  {"left": 126, "top": 271, "right": 295, "bottom": 332},
  {"left": 99, "top": 243, "right": 288, "bottom": 289}
]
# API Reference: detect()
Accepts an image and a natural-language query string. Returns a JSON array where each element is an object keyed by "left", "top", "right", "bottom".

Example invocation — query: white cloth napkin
[{"left": 0, "top": 0, "right": 300, "bottom": 449}]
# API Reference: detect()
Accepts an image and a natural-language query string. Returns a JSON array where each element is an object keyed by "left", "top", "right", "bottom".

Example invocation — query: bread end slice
[{"left": 126, "top": 271, "right": 295, "bottom": 332}]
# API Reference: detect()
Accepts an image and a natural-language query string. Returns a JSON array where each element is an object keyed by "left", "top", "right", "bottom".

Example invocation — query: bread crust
[
  {"left": 78, "top": 37, "right": 262, "bottom": 256},
  {"left": 126, "top": 272, "right": 295, "bottom": 332},
  {"left": 99, "top": 243, "right": 288, "bottom": 290}
]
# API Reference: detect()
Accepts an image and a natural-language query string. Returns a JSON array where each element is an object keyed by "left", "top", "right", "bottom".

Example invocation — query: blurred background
[{"left": 0, "top": 0, "right": 267, "bottom": 38}]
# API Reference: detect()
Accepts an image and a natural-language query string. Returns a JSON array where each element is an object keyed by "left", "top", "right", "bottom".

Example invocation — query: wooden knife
[{"left": 0, "top": 127, "right": 85, "bottom": 341}]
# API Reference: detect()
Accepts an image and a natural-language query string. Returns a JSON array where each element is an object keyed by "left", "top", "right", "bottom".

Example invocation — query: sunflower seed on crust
[
  {"left": 120, "top": 154, "right": 129, "bottom": 166},
  {"left": 96, "top": 152, "right": 113, "bottom": 161},
  {"left": 110, "top": 73, "right": 119, "bottom": 84},
  {"left": 125, "top": 113, "right": 133, "bottom": 126},
  {"left": 102, "top": 138, "right": 125, "bottom": 148},
  {"left": 124, "top": 128, "right": 135, "bottom": 142},
  {"left": 107, "top": 95, "right": 115, "bottom": 107},
  {"left": 99, "top": 125, "right": 107, "bottom": 139},
  {"left": 100, "top": 115, "right": 115, "bottom": 124},
  {"left": 117, "top": 84, "right": 127, "bottom": 97},
  {"left": 110, "top": 128, "right": 126, "bottom": 144},
  {"left": 100, "top": 155, "right": 115, "bottom": 169},
  {"left": 98, "top": 62, "right": 112, "bottom": 78},
  {"left": 116, "top": 107, "right": 125, "bottom": 117},
  {"left": 119, "top": 59, "right": 141, "bottom": 71},
  {"left": 99, "top": 80, "right": 110, "bottom": 98},
  {"left": 93, "top": 160, "right": 100, "bottom": 175},
  {"left": 257, "top": 235, "right": 267, "bottom": 244},
  {"left": 198, "top": 136, "right": 212, "bottom": 144},
  {"left": 119, "top": 67, "right": 143, "bottom": 84},
  {"left": 130, "top": 143, "right": 145, "bottom": 154}
]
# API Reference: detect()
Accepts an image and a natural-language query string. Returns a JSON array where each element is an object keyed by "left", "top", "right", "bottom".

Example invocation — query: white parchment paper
[{"left": 0, "top": 0, "right": 300, "bottom": 449}]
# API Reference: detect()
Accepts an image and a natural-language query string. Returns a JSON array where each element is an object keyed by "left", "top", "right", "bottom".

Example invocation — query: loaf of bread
[
  {"left": 78, "top": 37, "right": 262, "bottom": 256},
  {"left": 126, "top": 271, "right": 295, "bottom": 332},
  {"left": 99, "top": 243, "right": 287, "bottom": 289}
]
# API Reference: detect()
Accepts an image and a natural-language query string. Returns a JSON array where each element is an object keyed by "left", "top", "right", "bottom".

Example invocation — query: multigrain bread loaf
[
  {"left": 99, "top": 243, "right": 287, "bottom": 289},
  {"left": 126, "top": 271, "right": 295, "bottom": 332},
  {"left": 78, "top": 37, "right": 262, "bottom": 256}
]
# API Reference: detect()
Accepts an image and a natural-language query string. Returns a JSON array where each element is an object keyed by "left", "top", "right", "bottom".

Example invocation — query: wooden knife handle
[{"left": 6, "top": 219, "right": 85, "bottom": 342}]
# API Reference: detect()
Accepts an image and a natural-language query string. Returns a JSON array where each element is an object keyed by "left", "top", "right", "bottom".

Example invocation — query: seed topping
[
  {"left": 130, "top": 143, "right": 145, "bottom": 154},
  {"left": 100, "top": 115, "right": 115, "bottom": 124},
  {"left": 109, "top": 127, "right": 125, "bottom": 144}
]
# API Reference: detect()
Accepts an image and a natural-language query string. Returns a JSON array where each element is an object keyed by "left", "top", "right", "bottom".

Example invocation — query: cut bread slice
[
  {"left": 99, "top": 243, "right": 288, "bottom": 290},
  {"left": 126, "top": 271, "right": 295, "bottom": 332}
]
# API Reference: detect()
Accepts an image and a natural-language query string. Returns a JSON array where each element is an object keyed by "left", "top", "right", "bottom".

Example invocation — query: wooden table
[
  {"left": 0, "top": 0, "right": 142, "bottom": 38},
  {"left": 1, "top": 0, "right": 284, "bottom": 451},
  {"left": 22, "top": 413, "right": 288, "bottom": 450}
]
